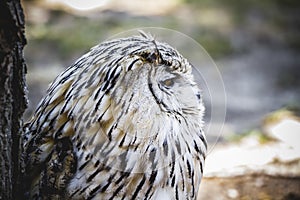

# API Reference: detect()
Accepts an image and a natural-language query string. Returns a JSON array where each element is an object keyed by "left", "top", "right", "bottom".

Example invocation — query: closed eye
[
  {"left": 161, "top": 78, "right": 174, "bottom": 88},
  {"left": 158, "top": 78, "right": 176, "bottom": 95}
]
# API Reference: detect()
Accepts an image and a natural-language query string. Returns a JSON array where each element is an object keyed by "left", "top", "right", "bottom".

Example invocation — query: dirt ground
[{"left": 198, "top": 174, "right": 300, "bottom": 200}]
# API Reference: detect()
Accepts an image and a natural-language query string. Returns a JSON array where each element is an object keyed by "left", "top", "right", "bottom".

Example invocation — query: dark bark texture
[{"left": 0, "top": 0, "right": 27, "bottom": 199}]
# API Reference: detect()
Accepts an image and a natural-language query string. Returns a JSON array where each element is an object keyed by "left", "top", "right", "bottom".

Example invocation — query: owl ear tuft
[{"left": 138, "top": 30, "right": 154, "bottom": 40}]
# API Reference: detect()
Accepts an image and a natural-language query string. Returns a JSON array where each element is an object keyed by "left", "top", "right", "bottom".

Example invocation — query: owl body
[{"left": 23, "top": 33, "right": 207, "bottom": 199}]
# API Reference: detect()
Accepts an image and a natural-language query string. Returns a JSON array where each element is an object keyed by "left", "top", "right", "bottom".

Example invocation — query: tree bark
[{"left": 0, "top": 0, "right": 27, "bottom": 199}]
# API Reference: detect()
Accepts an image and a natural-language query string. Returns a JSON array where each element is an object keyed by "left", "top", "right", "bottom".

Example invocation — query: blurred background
[{"left": 22, "top": 0, "right": 300, "bottom": 199}]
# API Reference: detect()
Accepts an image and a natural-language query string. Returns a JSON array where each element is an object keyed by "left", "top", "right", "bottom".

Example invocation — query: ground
[{"left": 199, "top": 175, "right": 300, "bottom": 200}]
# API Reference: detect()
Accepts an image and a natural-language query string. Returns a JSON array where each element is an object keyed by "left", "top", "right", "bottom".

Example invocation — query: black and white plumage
[{"left": 22, "top": 32, "right": 207, "bottom": 200}]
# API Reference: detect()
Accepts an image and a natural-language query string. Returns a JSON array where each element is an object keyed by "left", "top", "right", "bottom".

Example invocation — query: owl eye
[{"left": 161, "top": 78, "right": 175, "bottom": 88}]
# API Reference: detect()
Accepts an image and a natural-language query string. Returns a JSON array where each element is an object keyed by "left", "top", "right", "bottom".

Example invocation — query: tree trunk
[{"left": 0, "top": 0, "right": 27, "bottom": 199}]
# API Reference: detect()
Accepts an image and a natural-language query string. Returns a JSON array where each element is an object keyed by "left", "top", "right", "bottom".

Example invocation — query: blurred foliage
[
  {"left": 26, "top": 10, "right": 182, "bottom": 59},
  {"left": 27, "top": 19, "right": 106, "bottom": 57},
  {"left": 183, "top": 0, "right": 300, "bottom": 11},
  {"left": 184, "top": 0, "right": 300, "bottom": 50},
  {"left": 193, "top": 28, "right": 233, "bottom": 58},
  {"left": 25, "top": 0, "right": 300, "bottom": 60},
  {"left": 225, "top": 129, "right": 273, "bottom": 144},
  {"left": 264, "top": 107, "right": 300, "bottom": 126},
  {"left": 25, "top": 2, "right": 236, "bottom": 60},
  {"left": 183, "top": 0, "right": 300, "bottom": 28}
]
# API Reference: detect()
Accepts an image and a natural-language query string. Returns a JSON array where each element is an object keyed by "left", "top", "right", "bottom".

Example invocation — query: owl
[{"left": 22, "top": 32, "right": 207, "bottom": 200}]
